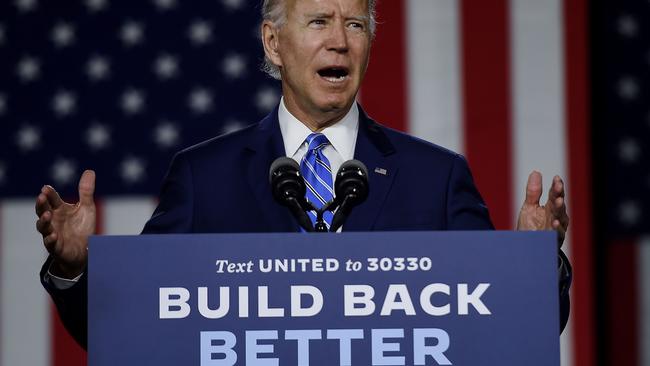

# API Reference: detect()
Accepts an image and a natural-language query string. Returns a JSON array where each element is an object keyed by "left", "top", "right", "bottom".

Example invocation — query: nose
[{"left": 326, "top": 22, "right": 349, "bottom": 53}]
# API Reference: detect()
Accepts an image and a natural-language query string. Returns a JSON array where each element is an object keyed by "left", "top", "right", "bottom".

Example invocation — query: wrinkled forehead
[{"left": 285, "top": 0, "right": 370, "bottom": 19}]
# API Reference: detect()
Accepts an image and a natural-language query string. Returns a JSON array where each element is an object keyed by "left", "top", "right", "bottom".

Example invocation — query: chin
[{"left": 316, "top": 94, "right": 354, "bottom": 112}]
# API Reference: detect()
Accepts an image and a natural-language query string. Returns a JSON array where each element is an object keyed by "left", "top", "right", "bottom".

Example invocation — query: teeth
[{"left": 323, "top": 75, "right": 346, "bottom": 83}]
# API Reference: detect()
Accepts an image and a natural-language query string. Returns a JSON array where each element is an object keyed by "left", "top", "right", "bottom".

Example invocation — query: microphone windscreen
[
  {"left": 269, "top": 157, "right": 300, "bottom": 183},
  {"left": 338, "top": 159, "right": 369, "bottom": 177},
  {"left": 335, "top": 159, "right": 369, "bottom": 204}
]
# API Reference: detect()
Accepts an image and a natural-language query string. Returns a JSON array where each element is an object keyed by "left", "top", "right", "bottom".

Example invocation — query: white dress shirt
[{"left": 278, "top": 97, "right": 359, "bottom": 184}]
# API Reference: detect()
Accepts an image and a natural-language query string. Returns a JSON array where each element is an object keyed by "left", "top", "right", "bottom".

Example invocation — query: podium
[{"left": 88, "top": 231, "right": 560, "bottom": 365}]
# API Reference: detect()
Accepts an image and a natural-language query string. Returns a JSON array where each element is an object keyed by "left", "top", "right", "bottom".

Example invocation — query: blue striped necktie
[{"left": 301, "top": 133, "right": 334, "bottom": 229}]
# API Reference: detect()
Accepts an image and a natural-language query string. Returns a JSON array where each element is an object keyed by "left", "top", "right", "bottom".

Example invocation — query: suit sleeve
[
  {"left": 40, "top": 257, "right": 88, "bottom": 348},
  {"left": 446, "top": 154, "right": 494, "bottom": 230},
  {"left": 558, "top": 249, "right": 573, "bottom": 333},
  {"left": 40, "top": 151, "right": 195, "bottom": 349},
  {"left": 142, "top": 151, "right": 195, "bottom": 234},
  {"left": 446, "top": 154, "right": 572, "bottom": 333}
]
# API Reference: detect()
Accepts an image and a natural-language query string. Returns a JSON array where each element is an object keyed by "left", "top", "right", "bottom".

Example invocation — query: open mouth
[{"left": 317, "top": 67, "right": 349, "bottom": 83}]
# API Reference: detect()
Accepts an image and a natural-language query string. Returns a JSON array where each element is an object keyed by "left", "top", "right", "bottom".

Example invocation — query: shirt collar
[{"left": 278, "top": 97, "right": 359, "bottom": 160}]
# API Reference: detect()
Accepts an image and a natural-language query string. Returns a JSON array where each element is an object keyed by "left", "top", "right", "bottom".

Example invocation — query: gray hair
[{"left": 261, "top": 0, "right": 377, "bottom": 80}]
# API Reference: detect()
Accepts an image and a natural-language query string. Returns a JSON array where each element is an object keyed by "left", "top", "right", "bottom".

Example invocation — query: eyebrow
[{"left": 304, "top": 12, "right": 369, "bottom": 22}]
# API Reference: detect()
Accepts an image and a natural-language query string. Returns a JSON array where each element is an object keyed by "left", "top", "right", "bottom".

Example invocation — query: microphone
[
  {"left": 269, "top": 157, "right": 314, "bottom": 232},
  {"left": 330, "top": 159, "right": 369, "bottom": 232}
]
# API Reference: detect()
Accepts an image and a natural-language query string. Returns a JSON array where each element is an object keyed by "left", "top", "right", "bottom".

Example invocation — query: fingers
[
  {"left": 43, "top": 232, "right": 58, "bottom": 252},
  {"left": 78, "top": 170, "right": 96, "bottom": 206},
  {"left": 551, "top": 196, "right": 569, "bottom": 222},
  {"left": 549, "top": 177, "right": 569, "bottom": 246},
  {"left": 524, "top": 171, "right": 543, "bottom": 206},
  {"left": 35, "top": 190, "right": 52, "bottom": 217},
  {"left": 548, "top": 175, "right": 565, "bottom": 201},
  {"left": 36, "top": 211, "right": 59, "bottom": 253},
  {"left": 553, "top": 219, "right": 567, "bottom": 247},
  {"left": 42, "top": 185, "right": 64, "bottom": 210},
  {"left": 36, "top": 210, "right": 54, "bottom": 236},
  {"left": 547, "top": 175, "right": 569, "bottom": 223}
]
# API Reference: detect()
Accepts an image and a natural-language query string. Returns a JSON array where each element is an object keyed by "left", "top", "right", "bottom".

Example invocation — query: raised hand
[
  {"left": 35, "top": 170, "right": 96, "bottom": 278},
  {"left": 516, "top": 171, "right": 569, "bottom": 246}
]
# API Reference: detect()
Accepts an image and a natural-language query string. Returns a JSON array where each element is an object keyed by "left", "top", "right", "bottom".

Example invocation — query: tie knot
[{"left": 305, "top": 133, "right": 330, "bottom": 152}]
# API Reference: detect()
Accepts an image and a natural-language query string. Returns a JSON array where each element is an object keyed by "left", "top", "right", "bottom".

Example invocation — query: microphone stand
[
  {"left": 301, "top": 200, "right": 335, "bottom": 232},
  {"left": 310, "top": 199, "right": 343, "bottom": 232}
]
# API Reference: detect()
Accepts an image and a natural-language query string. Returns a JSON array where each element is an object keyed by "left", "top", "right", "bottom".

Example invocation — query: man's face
[{"left": 266, "top": 0, "right": 371, "bottom": 124}]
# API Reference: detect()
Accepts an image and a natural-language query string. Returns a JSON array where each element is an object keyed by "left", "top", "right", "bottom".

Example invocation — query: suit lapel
[
  {"left": 245, "top": 107, "right": 298, "bottom": 232},
  {"left": 344, "top": 106, "right": 398, "bottom": 231}
]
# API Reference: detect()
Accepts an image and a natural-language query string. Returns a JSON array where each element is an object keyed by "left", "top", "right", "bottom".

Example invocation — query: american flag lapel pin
[{"left": 374, "top": 167, "right": 388, "bottom": 176}]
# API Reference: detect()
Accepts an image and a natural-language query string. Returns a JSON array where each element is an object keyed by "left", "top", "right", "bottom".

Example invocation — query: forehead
[{"left": 286, "top": 0, "right": 369, "bottom": 16}]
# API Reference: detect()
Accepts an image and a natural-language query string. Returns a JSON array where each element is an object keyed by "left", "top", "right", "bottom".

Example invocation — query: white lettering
[
  {"left": 159, "top": 287, "right": 190, "bottom": 319},
  {"left": 344, "top": 285, "right": 376, "bottom": 316},
  {"left": 291, "top": 285, "right": 323, "bottom": 317},
  {"left": 420, "top": 284, "right": 451, "bottom": 316},
  {"left": 380, "top": 284, "right": 416, "bottom": 316}
]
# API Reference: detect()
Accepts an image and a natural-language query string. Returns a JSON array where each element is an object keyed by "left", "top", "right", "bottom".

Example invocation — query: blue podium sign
[{"left": 88, "top": 231, "right": 560, "bottom": 366}]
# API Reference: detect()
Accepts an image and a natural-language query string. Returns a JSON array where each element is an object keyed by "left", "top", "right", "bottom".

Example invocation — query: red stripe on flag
[
  {"left": 51, "top": 304, "right": 87, "bottom": 366},
  {"left": 460, "top": 0, "right": 513, "bottom": 229},
  {"left": 606, "top": 240, "right": 639, "bottom": 366},
  {"left": 359, "top": 0, "right": 408, "bottom": 131},
  {"left": 563, "top": 0, "right": 596, "bottom": 364},
  {"left": 51, "top": 199, "right": 99, "bottom": 366}
]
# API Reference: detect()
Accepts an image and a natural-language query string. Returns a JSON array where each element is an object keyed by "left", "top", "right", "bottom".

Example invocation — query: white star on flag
[
  {"left": 51, "top": 22, "right": 76, "bottom": 48},
  {"left": 51, "top": 158, "right": 77, "bottom": 186},
  {"left": 120, "top": 21, "right": 145, "bottom": 46},
  {"left": 617, "top": 76, "right": 639, "bottom": 100},
  {"left": 16, "top": 125, "right": 41, "bottom": 152},
  {"left": 14, "top": 0, "right": 38, "bottom": 12},
  {"left": 0, "top": 94, "right": 6, "bottom": 115},
  {"left": 154, "top": 121, "right": 180, "bottom": 148},
  {"left": 16, "top": 56, "right": 41, "bottom": 82},
  {"left": 52, "top": 90, "right": 77, "bottom": 117},
  {"left": 86, "top": 123, "right": 111, "bottom": 150},
  {"left": 188, "top": 87, "right": 213, "bottom": 114},
  {"left": 619, "top": 200, "right": 642, "bottom": 226},
  {"left": 121, "top": 156, "right": 146, "bottom": 184},
  {"left": 188, "top": 20, "right": 213, "bottom": 45},
  {"left": 121, "top": 88, "right": 145, "bottom": 115},
  {"left": 153, "top": 0, "right": 177, "bottom": 11},
  {"left": 154, "top": 54, "right": 179, "bottom": 79},
  {"left": 222, "top": 53, "right": 246, "bottom": 79},
  {"left": 0, "top": 162, "right": 6, "bottom": 185},
  {"left": 222, "top": 0, "right": 244, "bottom": 10},
  {"left": 617, "top": 15, "right": 638, "bottom": 38},
  {"left": 619, "top": 138, "right": 641, "bottom": 164},
  {"left": 256, "top": 87, "right": 279, "bottom": 112},
  {"left": 222, "top": 119, "right": 244, "bottom": 134},
  {"left": 85, "top": 0, "right": 108, "bottom": 12},
  {"left": 86, "top": 55, "right": 111, "bottom": 81}
]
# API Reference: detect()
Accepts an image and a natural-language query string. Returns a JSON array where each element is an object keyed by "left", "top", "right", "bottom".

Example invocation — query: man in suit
[{"left": 35, "top": 0, "right": 571, "bottom": 349}]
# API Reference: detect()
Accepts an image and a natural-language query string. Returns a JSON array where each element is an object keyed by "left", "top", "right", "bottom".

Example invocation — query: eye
[
  {"left": 309, "top": 19, "right": 326, "bottom": 27},
  {"left": 348, "top": 21, "right": 365, "bottom": 31}
]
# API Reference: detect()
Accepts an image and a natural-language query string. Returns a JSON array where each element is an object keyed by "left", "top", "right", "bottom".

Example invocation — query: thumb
[
  {"left": 524, "top": 170, "right": 543, "bottom": 207},
  {"left": 78, "top": 170, "right": 96, "bottom": 206}
]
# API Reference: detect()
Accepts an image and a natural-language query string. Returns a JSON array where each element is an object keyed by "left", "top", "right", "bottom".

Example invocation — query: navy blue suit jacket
[
  {"left": 41, "top": 104, "right": 571, "bottom": 348},
  {"left": 142, "top": 105, "right": 493, "bottom": 234}
]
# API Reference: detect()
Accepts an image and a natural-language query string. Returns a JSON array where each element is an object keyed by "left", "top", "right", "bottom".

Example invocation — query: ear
[{"left": 261, "top": 21, "right": 283, "bottom": 68}]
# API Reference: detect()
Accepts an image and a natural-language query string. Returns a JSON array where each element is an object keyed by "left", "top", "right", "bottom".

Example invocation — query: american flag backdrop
[
  {"left": 0, "top": 0, "right": 645, "bottom": 365},
  {"left": 591, "top": 1, "right": 650, "bottom": 365}
]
